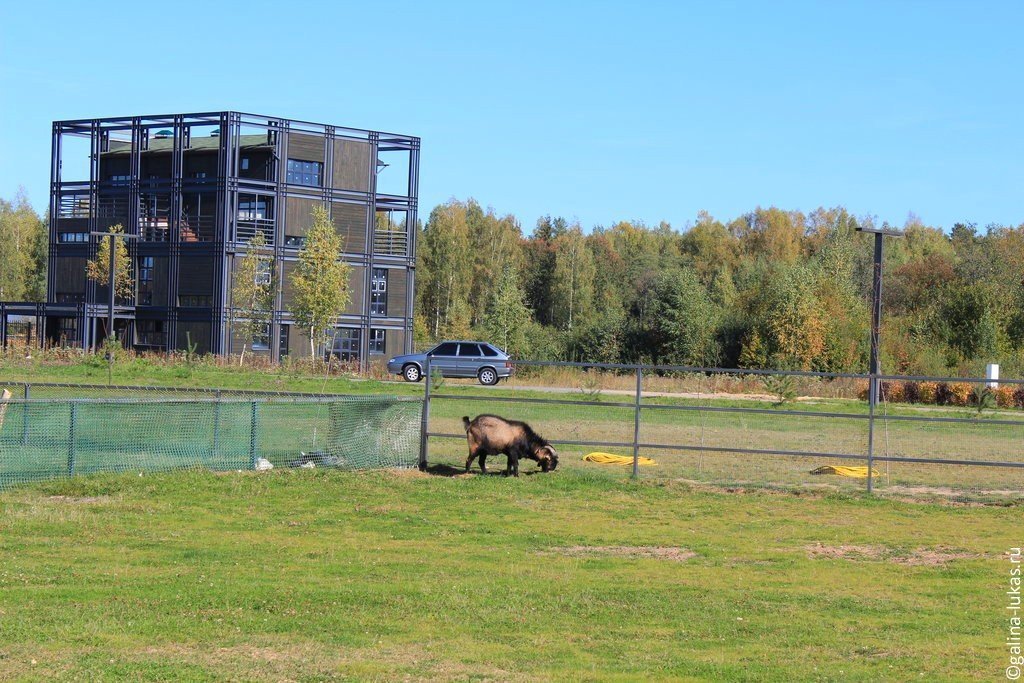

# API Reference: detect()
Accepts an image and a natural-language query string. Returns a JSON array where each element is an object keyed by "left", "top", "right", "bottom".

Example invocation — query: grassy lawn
[{"left": 0, "top": 467, "right": 1017, "bottom": 680}]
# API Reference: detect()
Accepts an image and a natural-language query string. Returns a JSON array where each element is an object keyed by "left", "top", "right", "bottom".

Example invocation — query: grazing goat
[{"left": 462, "top": 414, "right": 558, "bottom": 477}]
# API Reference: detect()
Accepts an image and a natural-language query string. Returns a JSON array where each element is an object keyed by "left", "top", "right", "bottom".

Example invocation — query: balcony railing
[
  {"left": 138, "top": 215, "right": 214, "bottom": 242},
  {"left": 373, "top": 230, "right": 408, "bottom": 257},
  {"left": 235, "top": 218, "right": 275, "bottom": 245},
  {"left": 136, "top": 332, "right": 167, "bottom": 347},
  {"left": 181, "top": 214, "right": 215, "bottom": 243}
]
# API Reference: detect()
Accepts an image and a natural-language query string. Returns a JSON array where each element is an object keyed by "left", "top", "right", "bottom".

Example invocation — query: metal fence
[
  {"left": 419, "top": 358, "right": 1024, "bottom": 499},
  {"left": 0, "top": 386, "right": 422, "bottom": 489}
]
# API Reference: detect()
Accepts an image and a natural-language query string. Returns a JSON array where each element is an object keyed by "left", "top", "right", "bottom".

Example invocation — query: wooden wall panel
[
  {"left": 331, "top": 202, "right": 367, "bottom": 253},
  {"left": 52, "top": 257, "right": 86, "bottom": 295},
  {"left": 176, "top": 321, "right": 211, "bottom": 353},
  {"left": 333, "top": 138, "right": 371, "bottom": 192},
  {"left": 288, "top": 133, "right": 326, "bottom": 162},
  {"left": 280, "top": 260, "right": 298, "bottom": 309},
  {"left": 386, "top": 268, "right": 407, "bottom": 319},
  {"left": 346, "top": 266, "right": 365, "bottom": 315},
  {"left": 284, "top": 198, "right": 320, "bottom": 238},
  {"left": 178, "top": 256, "right": 214, "bottom": 295},
  {"left": 384, "top": 327, "right": 406, "bottom": 358},
  {"left": 148, "top": 256, "right": 169, "bottom": 306}
]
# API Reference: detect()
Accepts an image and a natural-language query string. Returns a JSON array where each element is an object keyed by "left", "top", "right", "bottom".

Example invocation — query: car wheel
[
  {"left": 478, "top": 367, "right": 498, "bottom": 386},
  {"left": 403, "top": 364, "right": 422, "bottom": 382}
]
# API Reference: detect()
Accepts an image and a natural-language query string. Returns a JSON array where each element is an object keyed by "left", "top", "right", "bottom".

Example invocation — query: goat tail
[{"left": 462, "top": 416, "right": 472, "bottom": 432}]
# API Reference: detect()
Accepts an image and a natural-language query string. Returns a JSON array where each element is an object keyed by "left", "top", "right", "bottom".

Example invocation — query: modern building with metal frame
[{"left": 1, "top": 111, "right": 420, "bottom": 365}]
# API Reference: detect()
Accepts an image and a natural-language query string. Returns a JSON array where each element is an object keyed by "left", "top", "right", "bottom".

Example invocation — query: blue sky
[{"left": 1, "top": 1, "right": 1021, "bottom": 232}]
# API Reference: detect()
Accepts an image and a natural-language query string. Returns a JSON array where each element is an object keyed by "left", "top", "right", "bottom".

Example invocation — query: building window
[
  {"left": 238, "top": 198, "right": 268, "bottom": 220},
  {"left": 286, "top": 158, "right": 322, "bottom": 187},
  {"left": 190, "top": 171, "right": 208, "bottom": 179},
  {"left": 55, "top": 292, "right": 84, "bottom": 303},
  {"left": 58, "top": 232, "right": 89, "bottom": 243},
  {"left": 139, "top": 256, "right": 153, "bottom": 285},
  {"left": 136, "top": 319, "right": 165, "bottom": 346},
  {"left": 369, "top": 329, "right": 385, "bottom": 355},
  {"left": 371, "top": 268, "right": 388, "bottom": 316},
  {"left": 328, "top": 327, "right": 360, "bottom": 362},
  {"left": 255, "top": 260, "right": 272, "bottom": 286},
  {"left": 241, "top": 157, "right": 250, "bottom": 171},
  {"left": 109, "top": 174, "right": 130, "bottom": 184},
  {"left": 138, "top": 257, "right": 154, "bottom": 306},
  {"left": 284, "top": 235, "right": 306, "bottom": 248},
  {"left": 178, "top": 295, "right": 213, "bottom": 307},
  {"left": 279, "top": 324, "right": 290, "bottom": 357},
  {"left": 252, "top": 323, "right": 270, "bottom": 351}
]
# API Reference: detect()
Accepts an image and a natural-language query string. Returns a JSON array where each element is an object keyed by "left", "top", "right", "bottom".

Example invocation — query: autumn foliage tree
[{"left": 292, "top": 206, "right": 350, "bottom": 360}]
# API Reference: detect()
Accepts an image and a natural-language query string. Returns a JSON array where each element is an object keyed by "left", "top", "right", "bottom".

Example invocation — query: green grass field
[{"left": 0, "top": 467, "right": 1018, "bottom": 680}]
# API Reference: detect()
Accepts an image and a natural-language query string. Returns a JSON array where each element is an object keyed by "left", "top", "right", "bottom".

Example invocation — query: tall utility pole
[{"left": 855, "top": 224, "right": 903, "bottom": 493}]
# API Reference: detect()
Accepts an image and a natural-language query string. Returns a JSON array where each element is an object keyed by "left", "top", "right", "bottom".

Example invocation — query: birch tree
[
  {"left": 230, "top": 232, "right": 275, "bottom": 365},
  {"left": 292, "top": 205, "right": 350, "bottom": 359},
  {"left": 86, "top": 223, "right": 134, "bottom": 338}
]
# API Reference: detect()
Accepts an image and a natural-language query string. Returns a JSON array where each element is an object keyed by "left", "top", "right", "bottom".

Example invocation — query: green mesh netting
[{"left": 0, "top": 395, "right": 422, "bottom": 489}]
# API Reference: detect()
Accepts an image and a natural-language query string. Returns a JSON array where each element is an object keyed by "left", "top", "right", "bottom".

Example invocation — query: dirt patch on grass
[
  {"left": 881, "top": 485, "right": 1024, "bottom": 503},
  {"left": 550, "top": 545, "right": 697, "bottom": 561},
  {"left": 806, "top": 542, "right": 983, "bottom": 566},
  {"left": 137, "top": 640, "right": 520, "bottom": 681}
]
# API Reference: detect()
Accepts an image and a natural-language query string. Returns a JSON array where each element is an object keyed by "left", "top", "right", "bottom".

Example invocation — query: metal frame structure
[
  {"left": 3, "top": 111, "right": 420, "bottom": 366},
  {"left": 419, "top": 358, "right": 1024, "bottom": 489}
]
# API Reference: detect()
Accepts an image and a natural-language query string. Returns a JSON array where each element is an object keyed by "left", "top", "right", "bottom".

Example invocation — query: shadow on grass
[{"left": 423, "top": 463, "right": 549, "bottom": 478}]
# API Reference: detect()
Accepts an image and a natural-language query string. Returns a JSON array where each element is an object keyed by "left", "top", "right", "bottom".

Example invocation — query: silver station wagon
[{"left": 386, "top": 341, "right": 513, "bottom": 385}]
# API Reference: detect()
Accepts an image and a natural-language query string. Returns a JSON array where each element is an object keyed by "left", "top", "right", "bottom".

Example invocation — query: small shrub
[
  {"left": 880, "top": 381, "right": 904, "bottom": 403},
  {"left": 947, "top": 382, "right": 973, "bottom": 407},
  {"left": 901, "top": 381, "right": 920, "bottom": 404},
  {"left": 1013, "top": 386, "right": 1024, "bottom": 409},
  {"left": 918, "top": 381, "right": 938, "bottom": 404},
  {"left": 973, "top": 386, "right": 997, "bottom": 415},
  {"left": 762, "top": 374, "right": 797, "bottom": 407},
  {"left": 856, "top": 380, "right": 870, "bottom": 402},
  {"left": 996, "top": 386, "right": 1015, "bottom": 408}
]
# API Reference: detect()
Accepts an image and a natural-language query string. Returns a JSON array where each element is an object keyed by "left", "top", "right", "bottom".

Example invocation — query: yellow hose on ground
[
  {"left": 584, "top": 452, "right": 657, "bottom": 466},
  {"left": 809, "top": 465, "right": 880, "bottom": 478}
]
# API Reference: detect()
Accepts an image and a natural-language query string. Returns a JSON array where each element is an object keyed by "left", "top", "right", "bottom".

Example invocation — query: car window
[
  {"left": 480, "top": 344, "right": 499, "bottom": 358},
  {"left": 431, "top": 342, "right": 458, "bottom": 356},
  {"left": 458, "top": 343, "right": 482, "bottom": 357}
]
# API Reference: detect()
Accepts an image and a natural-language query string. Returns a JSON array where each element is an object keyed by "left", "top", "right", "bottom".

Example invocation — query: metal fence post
[
  {"left": 866, "top": 376, "right": 875, "bottom": 494},
  {"left": 249, "top": 400, "right": 259, "bottom": 470},
  {"left": 67, "top": 402, "right": 77, "bottom": 478},
  {"left": 418, "top": 356, "right": 431, "bottom": 471},
  {"left": 21, "top": 383, "right": 29, "bottom": 446},
  {"left": 632, "top": 366, "right": 642, "bottom": 480},
  {"left": 212, "top": 389, "right": 222, "bottom": 459}
]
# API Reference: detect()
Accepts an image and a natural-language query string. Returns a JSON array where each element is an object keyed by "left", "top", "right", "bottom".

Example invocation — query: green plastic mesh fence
[{"left": 0, "top": 395, "right": 422, "bottom": 489}]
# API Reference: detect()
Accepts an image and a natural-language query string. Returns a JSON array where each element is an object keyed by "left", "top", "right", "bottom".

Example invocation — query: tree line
[
  {"left": 417, "top": 199, "right": 1024, "bottom": 377},
  {"left": 4, "top": 188, "right": 1024, "bottom": 377}
]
